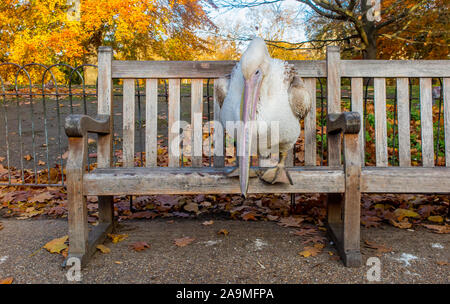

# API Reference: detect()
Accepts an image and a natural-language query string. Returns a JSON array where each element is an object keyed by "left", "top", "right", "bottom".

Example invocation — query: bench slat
[
  {"left": 361, "top": 167, "right": 450, "bottom": 193},
  {"left": 374, "top": 78, "right": 388, "bottom": 167},
  {"left": 191, "top": 79, "right": 203, "bottom": 167},
  {"left": 351, "top": 78, "right": 364, "bottom": 165},
  {"left": 83, "top": 167, "right": 345, "bottom": 195},
  {"left": 123, "top": 79, "right": 135, "bottom": 168},
  {"left": 304, "top": 78, "right": 317, "bottom": 166},
  {"left": 145, "top": 79, "right": 158, "bottom": 167},
  {"left": 420, "top": 78, "right": 434, "bottom": 167},
  {"left": 168, "top": 79, "right": 181, "bottom": 167},
  {"left": 445, "top": 78, "right": 450, "bottom": 167},
  {"left": 397, "top": 78, "right": 411, "bottom": 167},
  {"left": 213, "top": 81, "right": 225, "bottom": 167}
]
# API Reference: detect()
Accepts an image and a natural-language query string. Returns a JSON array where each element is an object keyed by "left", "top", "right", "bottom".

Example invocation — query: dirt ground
[{"left": 0, "top": 218, "right": 448, "bottom": 284}]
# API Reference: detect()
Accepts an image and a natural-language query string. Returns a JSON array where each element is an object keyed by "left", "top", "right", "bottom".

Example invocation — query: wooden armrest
[
  {"left": 327, "top": 112, "right": 360, "bottom": 135},
  {"left": 65, "top": 114, "right": 110, "bottom": 137}
]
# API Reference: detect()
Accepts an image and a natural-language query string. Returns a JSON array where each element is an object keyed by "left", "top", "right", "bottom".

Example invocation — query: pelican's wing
[
  {"left": 214, "top": 76, "right": 230, "bottom": 109},
  {"left": 285, "top": 63, "right": 312, "bottom": 120}
]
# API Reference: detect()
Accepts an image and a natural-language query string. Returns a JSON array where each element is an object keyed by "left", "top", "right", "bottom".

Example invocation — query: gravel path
[{"left": 0, "top": 218, "right": 448, "bottom": 284}]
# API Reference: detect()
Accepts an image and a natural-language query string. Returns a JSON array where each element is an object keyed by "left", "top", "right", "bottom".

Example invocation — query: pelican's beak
[{"left": 239, "top": 70, "right": 263, "bottom": 197}]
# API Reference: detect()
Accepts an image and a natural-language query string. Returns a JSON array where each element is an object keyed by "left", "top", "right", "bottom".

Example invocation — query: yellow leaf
[
  {"left": 428, "top": 216, "right": 443, "bottom": 223},
  {"left": 96, "top": 244, "right": 111, "bottom": 254},
  {"left": 107, "top": 234, "right": 128, "bottom": 243},
  {"left": 0, "top": 277, "right": 14, "bottom": 284},
  {"left": 217, "top": 229, "right": 229, "bottom": 236},
  {"left": 390, "top": 219, "right": 412, "bottom": 229},
  {"left": 44, "top": 236, "right": 68, "bottom": 254},
  {"left": 394, "top": 208, "right": 419, "bottom": 220}
]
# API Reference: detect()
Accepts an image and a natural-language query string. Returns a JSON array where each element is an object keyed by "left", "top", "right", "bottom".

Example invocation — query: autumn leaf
[
  {"left": 44, "top": 236, "right": 68, "bottom": 254},
  {"left": 217, "top": 229, "right": 229, "bottom": 236},
  {"left": 28, "top": 191, "right": 53, "bottom": 203},
  {"left": 184, "top": 202, "right": 199, "bottom": 213},
  {"left": 436, "top": 261, "right": 449, "bottom": 266},
  {"left": 422, "top": 224, "right": 450, "bottom": 234},
  {"left": 299, "top": 243, "right": 325, "bottom": 258},
  {"left": 241, "top": 212, "right": 257, "bottom": 221},
  {"left": 38, "top": 160, "right": 46, "bottom": 166},
  {"left": 174, "top": 237, "right": 195, "bottom": 247},
  {"left": 130, "top": 241, "right": 150, "bottom": 252},
  {"left": 364, "top": 240, "right": 392, "bottom": 255},
  {"left": 202, "top": 220, "right": 214, "bottom": 226},
  {"left": 0, "top": 277, "right": 14, "bottom": 284},
  {"left": 24, "top": 154, "right": 32, "bottom": 161},
  {"left": 427, "top": 216, "right": 443, "bottom": 223},
  {"left": 394, "top": 208, "right": 419, "bottom": 221},
  {"left": 278, "top": 217, "right": 304, "bottom": 228},
  {"left": 390, "top": 219, "right": 412, "bottom": 229},
  {"left": 107, "top": 234, "right": 128, "bottom": 243},
  {"left": 96, "top": 244, "right": 111, "bottom": 254}
]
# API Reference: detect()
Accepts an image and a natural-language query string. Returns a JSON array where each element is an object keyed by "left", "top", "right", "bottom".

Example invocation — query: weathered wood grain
[
  {"left": 397, "top": 78, "right": 411, "bottom": 167},
  {"left": 374, "top": 78, "right": 388, "bottom": 167},
  {"left": 351, "top": 78, "right": 364, "bottom": 165},
  {"left": 420, "top": 78, "right": 434, "bottom": 167},
  {"left": 65, "top": 114, "right": 110, "bottom": 137},
  {"left": 341, "top": 60, "right": 450, "bottom": 77},
  {"left": 168, "top": 79, "right": 181, "bottom": 167},
  {"left": 66, "top": 137, "right": 88, "bottom": 257},
  {"left": 361, "top": 167, "right": 450, "bottom": 193},
  {"left": 83, "top": 167, "right": 345, "bottom": 195},
  {"left": 213, "top": 81, "right": 225, "bottom": 167},
  {"left": 304, "top": 78, "right": 317, "bottom": 166},
  {"left": 444, "top": 78, "right": 450, "bottom": 167},
  {"left": 326, "top": 46, "right": 342, "bottom": 167},
  {"left": 145, "top": 79, "right": 158, "bottom": 167},
  {"left": 342, "top": 133, "right": 362, "bottom": 267},
  {"left": 111, "top": 60, "right": 327, "bottom": 79},
  {"left": 122, "top": 79, "right": 135, "bottom": 168},
  {"left": 191, "top": 79, "right": 203, "bottom": 167}
]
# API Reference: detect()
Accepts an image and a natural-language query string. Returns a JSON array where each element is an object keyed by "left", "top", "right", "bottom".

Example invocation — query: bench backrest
[{"left": 97, "top": 46, "right": 450, "bottom": 170}]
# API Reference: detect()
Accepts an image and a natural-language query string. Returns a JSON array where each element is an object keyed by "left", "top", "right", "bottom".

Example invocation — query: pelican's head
[{"left": 239, "top": 37, "right": 270, "bottom": 196}]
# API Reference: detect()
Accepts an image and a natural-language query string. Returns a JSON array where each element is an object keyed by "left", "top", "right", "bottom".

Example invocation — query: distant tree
[{"left": 210, "top": 0, "right": 449, "bottom": 59}]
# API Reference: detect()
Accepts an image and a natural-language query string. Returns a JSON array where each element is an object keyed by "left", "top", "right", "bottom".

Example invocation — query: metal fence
[{"left": 0, "top": 62, "right": 446, "bottom": 187}]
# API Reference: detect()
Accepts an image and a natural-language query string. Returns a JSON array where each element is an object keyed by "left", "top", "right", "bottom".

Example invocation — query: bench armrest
[
  {"left": 327, "top": 112, "right": 361, "bottom": 135},
  {"left": 65, "top": 114, "right": 110, "bottom": 137}
]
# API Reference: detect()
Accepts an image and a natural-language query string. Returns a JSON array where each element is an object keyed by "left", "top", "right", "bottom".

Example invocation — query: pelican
[{"left": 215, "top": 37, "right": 312, "bottom": 196}]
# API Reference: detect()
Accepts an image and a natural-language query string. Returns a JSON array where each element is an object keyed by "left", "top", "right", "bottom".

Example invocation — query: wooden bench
[{"left": 64, "top": 46, "right": 450, "bottom": 267}]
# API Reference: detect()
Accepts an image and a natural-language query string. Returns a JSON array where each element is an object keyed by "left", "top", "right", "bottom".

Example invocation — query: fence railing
[{"left": 0, "top": 62, "right": 447, "bottom": 187}]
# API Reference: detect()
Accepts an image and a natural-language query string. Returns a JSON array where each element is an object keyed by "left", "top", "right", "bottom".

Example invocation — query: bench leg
[
  {"left": 66, "top": 137, "right": 115, "bottom": 267},
  {"left": 327, "top": 134, "right": 362, "bottom": 267}
]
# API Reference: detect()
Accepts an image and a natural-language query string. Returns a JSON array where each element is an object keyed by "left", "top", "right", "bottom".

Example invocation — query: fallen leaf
[
  {"left": 88, "top": 138, "right": 96, "bottom": 144},
  {"left": 390, "top": 219, "right": 412, "bottom": 229},
  {"left": 44, "top": 236, "right": 68, "bottom": 254},
  {"left": 217, "top": 229, "right": 229, "bottom": 236},
  {"left": 427, "top": 215, "right": 443, "bottom": 223},
  {"left": 38, "top": 160, "right": 46, "bottom": 166},
  {"left": 174, "top": 237, "right": 195, "bottom": 247},
  {"left": 24, "top": 154, "right": 32, "bottom": 161},
  {"left": 364, "top": 240, "right": 392, "bottom": 255},
  {"left": 184, "top": 202, "right": 199, "bottom": 213},
  {"left": 96, "top": 244, "right": 111, "bottom": 254},
  {"left": 107, "top": 234, "right": 128, "bottom": 243},
  {"left": 28, "top": 191, "right": 53, "bottom": 203},
  {"left": 202, "top": 220, "right": 214, "bottom": 226},
  {"left": 422, "top": 224, "right": 450, "bottom": 234},
  {"left": 394, "top": 208, "right": 419, "bottom": 221},
  {"left": 0, "top": 277, "right": 13, "bottom": 284},
  {"left": 242, "top": 212, "right": 257, "bottom": 221},
  {"left": 278, "top": 217, "right": 304, "bottom": 228},
  {"left": 0, "top": 156, "right": 5, "bottom": 162},
  {"left": 436, "top": 261, "right": 449, "bottom": 266},
  {"left": 299, "top": 243, "right": 324, "bottom": 258},
  {"left": 114, "top": 261, "right": 123, "bottom": 264},
  {"left": 266, "top": 215, "right": 279, "bottom": 221},
  {"left": 130, "top": 241, "right": 150, "bottom": 252}
]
